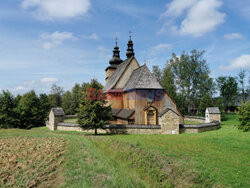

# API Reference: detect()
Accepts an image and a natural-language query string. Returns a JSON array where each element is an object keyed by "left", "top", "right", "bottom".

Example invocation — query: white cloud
[
  {"left": 21, "top": 0, "right": 91, "bottom": 20},
  {"left": 224, "top": 33, "right": 243, "bottom": 40},
  {"left": 159, "top": 0, "right": 225, "bottom": 37},
  {"left": 149, "top": 44, "right": 172, "bottom": 56},
  {"left": 15, "top": 86, "right": 25, "bottom": 91},
  {"left": 82, "top": 33, "right": 99, "bottom": 40},
  {"left": 41, "top": 31, "right": 77, "bottom": 50},
  {"left": 40, "top": 77, "right": 58, "bottom": 83},
  {"left": 220, "top": 54, "right": 250, "bottom": 70},
  {"left": 12, "top": 80, "right": 36, "bottom": 93},
  {"left": 161, "top": 0, "right": 197, "bottom": 18}
]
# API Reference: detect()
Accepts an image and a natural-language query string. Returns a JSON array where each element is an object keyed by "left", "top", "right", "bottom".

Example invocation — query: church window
[{"left": 144, "top": 107, "right": 157, "bottom": 125}]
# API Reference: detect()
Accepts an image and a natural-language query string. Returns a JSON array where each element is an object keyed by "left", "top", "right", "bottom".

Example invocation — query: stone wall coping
[
  {"left": 184, "top": 116, "right": 205, "bottom": 120},
  {"left": 58, "top": 123, "right": 80, "bottom": 127},
  {"left": 106, "top": 124, "right": 161, "bottom": 129},
  {"left": 180, "top": 121, "right": 220, "bottom": 128},
  {"left": 64, "top": 115, "right": 78, "bottom": 119},
  {"left": 57, "top": 123, "right": 161, "bottom": 129}
]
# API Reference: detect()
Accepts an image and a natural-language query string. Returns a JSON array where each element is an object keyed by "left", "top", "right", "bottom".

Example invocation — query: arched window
[{"left": 144, "top": 106, "right": 157, "bottom": 125}]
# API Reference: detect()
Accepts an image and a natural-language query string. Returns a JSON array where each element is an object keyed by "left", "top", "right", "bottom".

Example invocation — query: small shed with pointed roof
[
  {"left": 48, "top": 108, "right": 65, "bottom": 130},
  {"left": 205, "top": 107, "right": 221, "bottom": 123}
]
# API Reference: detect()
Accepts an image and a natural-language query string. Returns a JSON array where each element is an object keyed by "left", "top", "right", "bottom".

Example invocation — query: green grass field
[{"left": 0, "top": 113, "right": 249, "bottom": 187}]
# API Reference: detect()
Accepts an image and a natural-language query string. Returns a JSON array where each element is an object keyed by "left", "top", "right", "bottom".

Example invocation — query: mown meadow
[{"left": 0, "top": 113, "right": 249, "bottom": 187}]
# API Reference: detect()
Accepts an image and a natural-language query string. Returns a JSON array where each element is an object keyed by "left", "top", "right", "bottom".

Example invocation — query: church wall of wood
[{"left": 106, "top": 94, "right": 123, "bottom": 109}]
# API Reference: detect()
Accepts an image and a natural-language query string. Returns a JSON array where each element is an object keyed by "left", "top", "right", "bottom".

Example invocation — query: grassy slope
[
  {"left": 96, "top": 113, "right": 250, "bottom": 187},
  {"left": 0, "top": 113, "right": 249, "bottom": 187}
]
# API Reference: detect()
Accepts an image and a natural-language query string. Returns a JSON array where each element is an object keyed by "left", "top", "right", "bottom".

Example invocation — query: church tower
[
  {"left": 105, "top": 40, "right": 123, "bottom": 84},
  {"left": 126, "top": 32, "right": 135, "bottom": 58}
]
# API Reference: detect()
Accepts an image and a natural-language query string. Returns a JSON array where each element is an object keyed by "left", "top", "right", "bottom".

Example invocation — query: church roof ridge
[
  {"left": 123, "top": 64, "right": 163, "bottom": 91},
  {"left": 104, "top": 56, "right": 134, "bottom": 91}
]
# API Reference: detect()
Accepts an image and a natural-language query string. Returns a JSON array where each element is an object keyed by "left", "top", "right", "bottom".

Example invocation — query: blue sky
[{"left": 0, "top": 0, "right": 249, "bottom": 95}]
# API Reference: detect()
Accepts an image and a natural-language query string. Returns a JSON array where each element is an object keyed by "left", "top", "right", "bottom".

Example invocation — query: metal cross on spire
[
  {"left": 115, "top": 37, "right": 118, "bottom": 47},
  {"left": 129, "top": 31, "right": 132, "bottom": 40}
]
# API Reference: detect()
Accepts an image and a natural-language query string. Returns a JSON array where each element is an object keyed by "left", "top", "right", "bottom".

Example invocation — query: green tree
[
  {"left": 18, "top": 91, "right": 43, "bottom": 129},
  {"left": 62, "top": 91, "right": 73, "bottom": 114},
  {"left": 216, "top": 76, "right": 238, "bottom": 111},
  {"left": 238, "top": 70, "right": 248, "bottom": 102},
  {"left": 49, "top": 84, "right": 64, "bottom": 107},
  {"left": 0, "top": 91, "right": 19, "bottom": 128},
  {"left": 167, "top": 50, "right": 214, "bottom": 114},
  {"left": 152, "top": 66, "right": 162, "bottom": 83},
  {"left": 215, "top": 97, "right": 226, "bottom": 112},
  {"left": 161, "top": 64, "right": 176, "bottom": 100},
  {"left": 77, "top": 79, "right": 112, "bottom": 135},
  {"left": 237, "top": 101, "right": 250, "bottom": 132},
  {"left": 71, "top": 83, "right": 82, "bottom": 114},
  {"left": 198, "top": 94, "right": 213, "bottom": 116},
  {"left": 39, "top": 93, "right": 51, "bottom": 122}
]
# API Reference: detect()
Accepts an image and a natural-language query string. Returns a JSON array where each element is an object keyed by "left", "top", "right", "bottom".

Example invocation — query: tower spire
[
  {"left": 126, "top": 31, "right": 135, "bottom": 58},
  {"left": 109, "top": 38, "right": 123, "bottom": 65}
]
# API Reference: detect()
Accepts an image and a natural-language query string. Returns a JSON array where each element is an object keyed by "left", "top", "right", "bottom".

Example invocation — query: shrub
[{"left": 237, "top": 101, "right": 250, "bottom": 132}]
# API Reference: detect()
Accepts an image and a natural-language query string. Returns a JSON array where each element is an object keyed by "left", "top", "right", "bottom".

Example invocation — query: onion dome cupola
[
  {"left": 109, "top": 40, "right": 123, "bottom": 65},
  {"left": 126, "top": 32, "right": 135, "bottom": 58}
]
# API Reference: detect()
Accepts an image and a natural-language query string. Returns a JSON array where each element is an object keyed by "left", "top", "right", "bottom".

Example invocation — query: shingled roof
[
  {"left": 51, "top": 108, "right": 65, "bottom": 116},
  {"left": 111, "top": 109, "right": 135, "bottom": 119},
  {"left": 104, "top": 57, "right": 134, "bottom": 91},
  {"left": 206, "top": 107, "right": 221, "bottom": 114},
  {"left": 123, "top": 65, "right": 163, "bottom": 91}
]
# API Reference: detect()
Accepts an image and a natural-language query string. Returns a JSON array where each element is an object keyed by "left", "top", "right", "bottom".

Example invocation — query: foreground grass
[{"left": 0, "top": 113, "right": 249, "bottom": 187}]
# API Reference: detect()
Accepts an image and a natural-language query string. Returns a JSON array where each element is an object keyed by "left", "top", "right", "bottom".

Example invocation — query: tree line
[
  {"left": 152, "top": 50, "right": 249, "bottom": 116},
  {"left": 1, "top": 49, "right": 249, "bottom": 131},
  {"left": 0, "top": 80, "right": 109, "bottom": 130},
  {"left": 0, "top": 90, "right": 50, "bottom": 129}
]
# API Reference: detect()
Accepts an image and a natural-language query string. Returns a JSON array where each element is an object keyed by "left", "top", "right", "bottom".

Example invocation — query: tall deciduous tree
[
  {"left": 62, "top": 91, "right": 73, "bottom": 114},
  {"left": 49, "top": 84, "right": 64, "bottom": 107},
  {"left": 77, "top": 79, "right": 112, "bottom": 135},
  {"left": 216, "top": 76, "right": 238, "bottom": 111},
  {"left": 166, "top": 50, "right": 214, "bottom": 114},
  {"left": 152, "top": 65, "right": 162, "bottom": 83},
  {"left": 238, "top": 70, "right": 248, "bottom": 102},
  {"left": 71, "top": 83, "right": 82, "bottom": 114},
  {"left": 198, "top": 94, "right": 214, "bottom": 116},
  {"left": 161, "top": 64, "right": 177, "bottom": 100}
]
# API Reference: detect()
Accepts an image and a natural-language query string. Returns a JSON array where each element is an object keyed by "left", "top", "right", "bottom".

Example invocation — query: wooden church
[{"left": 104, "top": 35, "right": 184, "bottom": 132}]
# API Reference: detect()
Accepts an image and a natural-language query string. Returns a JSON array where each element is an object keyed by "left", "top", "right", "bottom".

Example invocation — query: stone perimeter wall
[
  {"left": 180, "top": 122, "right": 220, "bottom": 133},
  {"left": 184, "top": 116, "right": 205, "bottom": 123},
  {"left": 54, "top": 123, "right": 161, "bottom": 134},
  {"left": 46, "top": 110, "right": 220, "bottom": 134}
]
